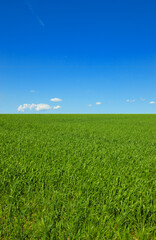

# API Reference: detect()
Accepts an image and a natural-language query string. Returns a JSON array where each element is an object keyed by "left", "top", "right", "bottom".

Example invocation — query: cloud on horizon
[
  {"left": 18, "top": 103, "right": 61, "bottom": 112},
  {"left": 35, "top": 104, "right": 51, "bottom": 111},
  {"left": 149, "top": 101, "right": 156, "bottom": 104}
]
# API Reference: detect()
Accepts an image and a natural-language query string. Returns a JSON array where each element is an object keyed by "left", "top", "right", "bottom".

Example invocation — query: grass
[{"left": 0, "top": 114, "right": 156, "bottom": 239}]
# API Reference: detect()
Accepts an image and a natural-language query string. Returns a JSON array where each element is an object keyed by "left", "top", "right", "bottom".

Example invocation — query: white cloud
[
  {"left": 35, "top": 104, "right": 51, "bottom": 111},
  {"left": 53, "top": 105, "right": 61, "bottom": 109},
  {"left": 50, "top": 98, "right": 62, "bottom": 102},
  {"left": 18, "top": 105, "right": 24, "bottom": 112},
  {"left": 17, "top": 103, "right": 57, "bottom": 112},
  {"left": 30, "top": 90, "right": 36, "bottom": 93},
  {"left": 126, "top": 99, "right": 135, "bottom": 103},
  {"left": 96, "top": 102, "right": 101, "bottom": 105},
  {"left": 18, "top": 103, "right": 36, "bottom": 112},
  {"left": 88, "top": 104, "right": 92, "bottom": 107},
  {"left": 149, "top": 101, "right": 156, "bottom": 104}
]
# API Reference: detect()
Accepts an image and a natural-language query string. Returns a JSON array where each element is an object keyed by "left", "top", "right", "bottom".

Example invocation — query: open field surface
[{"left": 0, "top": 114, "right": 156, "bottom": 239}]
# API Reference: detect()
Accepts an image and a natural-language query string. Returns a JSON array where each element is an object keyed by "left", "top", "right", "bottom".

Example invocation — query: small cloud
[
  {"left": 88, "top": 104, "right": 92, "bottom": 107},
  {"left": 50, "top": 98, "right": 62, "bottom": 102},
  {"left": 149, "top": 101, "right": 156, "bottom": 104},
  {"left": 53, "top": 105, "right": 61, "bottom": 109},
  {"left": 126, "top": 99, "right": 135, "bottom": 103},
  {"left": 96, "top": 102, "right": 101, "bottom": 105},
  {"left": 30, "top": 90, "right": 36, "bottom": 93}
]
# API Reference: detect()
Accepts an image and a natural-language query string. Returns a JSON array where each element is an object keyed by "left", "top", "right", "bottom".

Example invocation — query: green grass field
[{"left": 0, "top": 114, "right": 156, "bottom": 239}]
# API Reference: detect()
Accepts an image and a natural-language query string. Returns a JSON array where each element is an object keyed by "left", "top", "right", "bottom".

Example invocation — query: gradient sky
[{"left": 0, "top": 0, "right": 156, "bottom": 113}]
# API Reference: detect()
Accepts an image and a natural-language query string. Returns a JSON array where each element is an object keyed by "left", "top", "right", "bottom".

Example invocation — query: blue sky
[{"left": 0, "top": 0, "right": 156, "bottom": 113}]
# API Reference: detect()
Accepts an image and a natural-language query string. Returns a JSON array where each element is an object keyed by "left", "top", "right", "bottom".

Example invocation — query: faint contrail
[
  {"left": 36, "top": 16, "right": 45, "bottom": 27},
  {"left": 25, "top": 0, "right": 45, "bottom": 28}
]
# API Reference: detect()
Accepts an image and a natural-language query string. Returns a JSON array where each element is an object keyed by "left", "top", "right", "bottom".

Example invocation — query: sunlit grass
[{"left": 0, "top": 114, "right": 156, "bottom": 239}]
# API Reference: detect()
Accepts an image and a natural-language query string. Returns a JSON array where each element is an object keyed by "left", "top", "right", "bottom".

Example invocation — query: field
[{"left": 0, "top": 114, "right": 156, "bottom": 239}]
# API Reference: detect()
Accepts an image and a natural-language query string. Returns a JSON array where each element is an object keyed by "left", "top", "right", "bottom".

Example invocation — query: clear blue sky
[{"left": 0, "top": 0, "right": 156, "bottom": 113}]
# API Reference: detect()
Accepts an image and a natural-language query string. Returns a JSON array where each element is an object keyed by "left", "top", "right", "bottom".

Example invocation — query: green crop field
[{"left": 0, "top": 114, "right": 156, "bottom": 239}]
